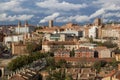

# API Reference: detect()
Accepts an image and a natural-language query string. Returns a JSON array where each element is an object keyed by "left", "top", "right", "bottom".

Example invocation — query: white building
[
  {"left": 4, "top": 35, "right": 24, "bottom": 44},
  {"left": 44, "top": 33, "right": 66, "bottom": 41},
  {"left": 60, "top": 30, "right": 83, "bottom": 37},
  {"left": 79, "top": 43, "right": 97, "bottom": 49},
  {"left": 15, "top": 21, "right": 35, "bottom": 34},
  {"left": 89, "top": 26, "right": 98, "bottom": 39}
]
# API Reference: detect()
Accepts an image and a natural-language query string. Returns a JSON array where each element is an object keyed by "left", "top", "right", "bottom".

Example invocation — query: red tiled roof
[
  {"left": 54, "top": 57, "right": 113, "bottom": 62},
  {"left": 94, "top": 46, "right": 108, "bottom": 51},
  {"left": 103, "top": 70, "right": 116, "bottom": 78},
  {"left": 42, "top": 41, "right": 77, "bottom": 45}
]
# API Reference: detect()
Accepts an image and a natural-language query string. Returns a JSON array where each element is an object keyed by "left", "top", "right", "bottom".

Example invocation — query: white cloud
[
  {"left": 56, "top": 15, "right": 89, "bottom": 23},
  {"left": 104, "top": 12, "right": 120, "bottom": 18},
  {"left": 0, "top": 0, "right": 29, "bottom": 12},
  {"left": 40, "top": 12, "right": 60, "bottom": 23},
  {"left": 90, "top": 8, "right": 105, "bottom": 19},
  {"left": 75, "top": 15, "right": 89, "bottom": 22},
  {"left": 92, "top": 0, "right": 120, "bottom": 8},
  {"left": 0, "top": 13, "right": 34, "bottom": 21},
  {"left": 36, "top": 0, "right": 87, "bottom": 11},
  {"left": 90, "top": 0, "right": 120, "bottom": 19}
]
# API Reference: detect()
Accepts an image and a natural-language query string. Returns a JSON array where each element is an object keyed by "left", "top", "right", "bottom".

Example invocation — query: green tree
[
  {"left": 109, "top": 59, "right": 120, "bottom": 68},
  {"left": 7, "top": 52, "right": 49, "bottom": 71},
  {"left": 56, "top": 59, "right": 67, "bottom": 68},
  {"left": 65, "top": 75, "right": 73, "bottom": 80},
  {"left": 26, "top": 42, "right": 42, "bottom": 54},
  {"left": 26, "top": 42, "right": 37, "bottom": 53},
  {"left": 113, "top": 47, "right": 120, "bottom": 54},
  {"left": 93, "top": 60, "right": 107, "bottom": 73},
  {"left": 46, "top": 57, "right": 56, "bottom": 70},
  {"left": 70, "top": 48, "right": 75, "bottom": 57},
  {"left": 89, "top": 37, "right": 93, "bottom": 43},
  {"left": 61, "top": 45, "right": 65, "bottom": 50},
  {"left": 102, "top": 40, "right": 117, "bottom": 48}
]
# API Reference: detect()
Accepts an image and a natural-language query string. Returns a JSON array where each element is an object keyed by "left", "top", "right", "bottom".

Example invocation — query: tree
[
  {"left": 61, "top": 45, "right": 65, "bottom": 50},
  {"left": 7, "top": 52, "right": 49, "bottom": 71},
  {"left": 109, "top": 59, "right": 120, "bottom": 68},
  {"left": 26, "top": 42, "right": 37, "bottom": 53},
  {"left": 70, "top": 48, "right": 75, "bottom": 57},
  {"left": 26, "top": 42, "right": 42, "bottom": 54},
  {"left": 93, "top": 60, "right": 107, "bottom": 73},
  {"left": 65, "top": 75, "right": 73, "bottom": 80},
  {"left": 113, "top": 47, "right": 120, "bottom": 54},
  {"left": 89, "top": 36, "right": 93, "bottom": 43},
  {"left": 102, "top": 40, "right": 117, "bottom": 48},
  {"left": 56, "top": 59, "right": 67, "bottom": 68},
  {"left": 46, "top": 57, "right": 56, "bottom": 70}
]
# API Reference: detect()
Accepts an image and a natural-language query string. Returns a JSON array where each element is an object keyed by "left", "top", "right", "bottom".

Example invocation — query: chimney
[{"left": 49, "top": 20, "right": 53, "bottom": 28}]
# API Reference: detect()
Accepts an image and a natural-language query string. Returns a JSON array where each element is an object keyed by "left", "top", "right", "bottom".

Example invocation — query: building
[
  {"left": 15, "top": 21, "right": 35, "bottom": 34},
  {"left": 4, "top": 35, "right": 24, "bottom": 44},
  {"left": 55, "top": 57, "right": 113, "bottom": 67},
  {"left": 93, "top": 18, "right": 102, "bottom": 26},
  {"left": 77, "top": 68, "right": 96, "bottom": 80},
  {"left": 0, "top": 32, "right": 5, "bottom": 42},
  {"left": 89, "top": 26, "right": 98, "bottom": 39},
  {"left": 11, "top": 42, "right": 27, "bottom": 55},
  {"left": 61, "top": 23, "right": 82, "bottom": 31},
  {"left": 9, "top": 69, "right": 41, "bottom": 80},
  {"left": 36, "top": 26, "right": 60, "bottom": 34},
  {"left": 60, "top": 30, "right": 83, "bottom": 38},
  {"left": 49, "top": 20, "right": 53, "bottom": 28},
  {"left": 94, "top": 46, "right": 112, "bottom": 58},
  {"left": 79, "top": 43, "right": 97, "bottom": 49},
  {"left": 101, "top": 28, "right": 119, "bottom": 39},
  {"left": 115, "top": 54, "right": 120, "bottom": 61},
  {"left": 43, "top": 33, "right": 66, "bottom": 41},
  {"left": 75, "top": 47, "right": 94, "bottom": 58},
  {"left": 54, "top": 49, "right": 70, "bottom": 57},
  {"left": 42, "top": 41, "right": 79, "bottom": 52}
]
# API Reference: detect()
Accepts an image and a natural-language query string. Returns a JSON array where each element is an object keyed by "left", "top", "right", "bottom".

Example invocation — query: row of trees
[
  {"left": 93, "top": 60, "right": 120, "bottom": 73},
  {"left": 46, "top": 57, "right": 67, "bottom": 70},
  {"left": 7, "top": 52, "right": 48, "bottom": 71},
  {"left": 26, "top": 42, "right": 42, "bottom": 54}
]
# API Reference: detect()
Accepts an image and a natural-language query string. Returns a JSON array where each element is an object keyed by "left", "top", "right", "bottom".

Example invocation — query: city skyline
[{"left": 0, "top": 0, "right": 120, "bottom": 25}]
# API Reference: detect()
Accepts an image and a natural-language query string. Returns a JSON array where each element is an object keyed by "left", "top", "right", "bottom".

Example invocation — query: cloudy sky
[{"left": 0, "top": 0, "right": 120, "bottom": 25}]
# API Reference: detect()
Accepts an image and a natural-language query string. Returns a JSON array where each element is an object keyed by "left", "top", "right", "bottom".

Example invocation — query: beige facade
[
  {"left": 94, "top": 47, "right": 111, "bottom": 58},
  {"left": 49, "top": 20, "right": 53, "bottom": 28},
  {"left": 115, "top": 54, "right": 120, "bottom": 61},
  {"left": 12, "top": 42, "right": 27, "bottom": 55},
  {"left": 101, "top": 29, "right": 119, "bottom": 39},
  {"left": 44, "top": 33, "right": 66, "bottom": 41},
  {"left": 42, "top": 41, "right": 79, "bottom": 52}
]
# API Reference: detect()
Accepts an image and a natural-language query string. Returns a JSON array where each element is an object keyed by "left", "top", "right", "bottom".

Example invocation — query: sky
[{"left": 0, "top": 0, "right": 120, "bottom": 25}]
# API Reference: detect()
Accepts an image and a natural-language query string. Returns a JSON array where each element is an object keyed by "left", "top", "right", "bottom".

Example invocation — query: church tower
[
  {"left": 18, "top": 21, "right": 21, "bottom": 27},
  {"left": 25, "top": 21, "right": 28, "bottom": 27}
]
